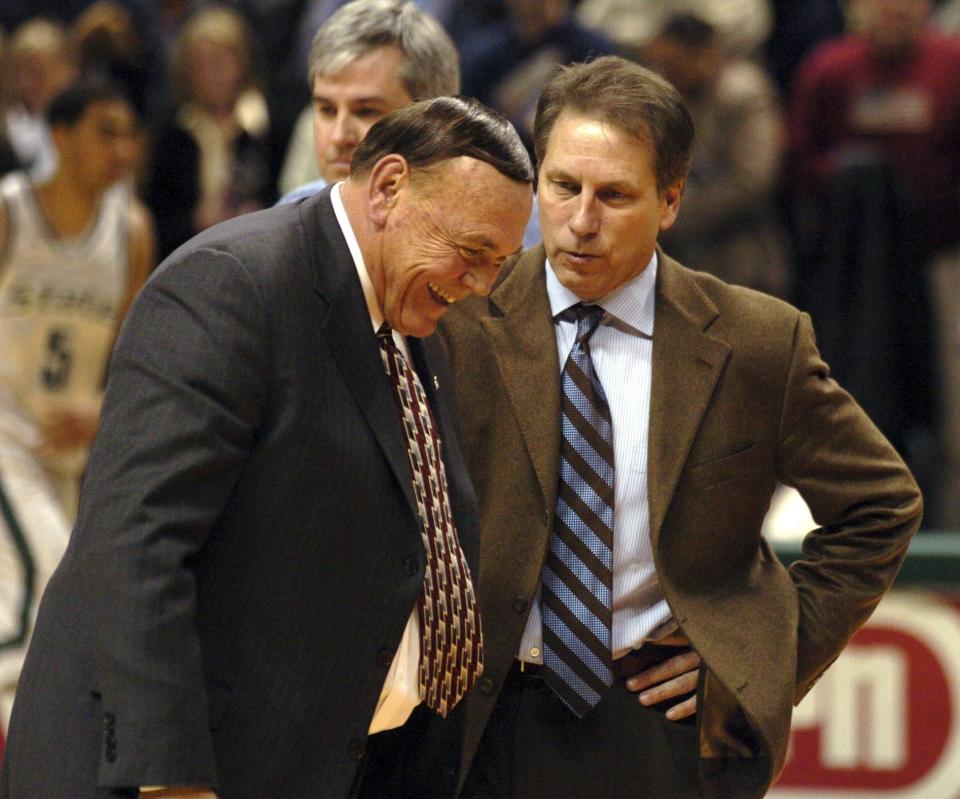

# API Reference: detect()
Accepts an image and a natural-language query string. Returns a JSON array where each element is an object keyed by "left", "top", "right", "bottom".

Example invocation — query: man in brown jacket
[{"left": 439, "top": 56, "right": 922, "bottom": 799}]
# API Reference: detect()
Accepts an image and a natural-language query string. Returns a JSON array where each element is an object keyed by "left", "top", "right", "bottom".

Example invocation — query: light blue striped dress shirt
[{"left": 518, "top": 253, "right": 675, "bottom": 663}]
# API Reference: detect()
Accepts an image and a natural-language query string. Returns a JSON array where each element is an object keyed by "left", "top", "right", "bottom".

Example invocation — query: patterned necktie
[
  {"left": 377, "top": 324, "right": 483, "bottom": 717},
  {"left": 542, "top": 303, "right": 615, "bottom": 717}
]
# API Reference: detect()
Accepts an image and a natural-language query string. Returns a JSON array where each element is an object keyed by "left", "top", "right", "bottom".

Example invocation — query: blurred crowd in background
[{"left": 0, "top": 0, "right": 958, "bottom": 531}]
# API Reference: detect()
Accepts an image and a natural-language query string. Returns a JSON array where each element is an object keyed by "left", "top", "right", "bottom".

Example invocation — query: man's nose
[
  {"left": 568, "top": 193, "right": 600, "bottom": 238},
  {"left": 330, "top": 111, "right": 360, "bottom": 146},
  {"left": 462, "top": 261, "right": 500, "bottom": 297}
]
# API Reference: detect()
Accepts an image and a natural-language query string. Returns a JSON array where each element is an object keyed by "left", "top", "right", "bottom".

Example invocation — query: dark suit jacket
[
  {"left": 0, "top": 189, "right": 478, "bottom": 799},
  {"left": 439, "top": 247, "right": 922, "bottom": 799}
]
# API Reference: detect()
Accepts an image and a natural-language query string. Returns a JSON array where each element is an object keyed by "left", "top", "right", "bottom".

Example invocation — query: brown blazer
[{"left": 439, "top": 247, "right": 922, "bottom": 798}]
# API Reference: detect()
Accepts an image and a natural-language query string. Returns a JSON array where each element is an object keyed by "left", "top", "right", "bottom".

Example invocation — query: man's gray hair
[{"left": 307, "top": 0, "right": 459, "bottom": 99}]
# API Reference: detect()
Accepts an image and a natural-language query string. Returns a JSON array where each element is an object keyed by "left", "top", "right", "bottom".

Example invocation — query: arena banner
[{"left": 770, "top": 591, "right": 960, "bottom": 798}]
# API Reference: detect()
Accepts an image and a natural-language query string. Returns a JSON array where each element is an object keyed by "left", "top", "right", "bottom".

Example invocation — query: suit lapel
[
  {"left": 481, "top": 248, "right": 562, "bottom": 508},
  {"left": 482, "top": 247, "right": 730, "bottom": 550},
  {"left": 303, "top": 191, "right": 417, "bottom": 513},
  {"left": 647, "top": 254, "right": 730, "bottom": 545}
]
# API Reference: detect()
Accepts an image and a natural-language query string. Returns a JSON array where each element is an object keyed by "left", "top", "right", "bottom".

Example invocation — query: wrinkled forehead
[{"left": 410, "top": 157, "right": 530, "bottom": 241}]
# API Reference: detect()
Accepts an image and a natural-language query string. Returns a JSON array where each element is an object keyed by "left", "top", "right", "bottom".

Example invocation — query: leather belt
[{"left": 513, "top": 641, "right": 688, "bottom": 680}]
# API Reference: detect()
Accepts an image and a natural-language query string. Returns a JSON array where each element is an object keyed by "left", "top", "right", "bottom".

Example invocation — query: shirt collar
[
  {"left": 330, "top": 181, "right": 383, "bottom": 335},
  {"left": 545, "top": 250, "right": 658, "bottom": 337}
]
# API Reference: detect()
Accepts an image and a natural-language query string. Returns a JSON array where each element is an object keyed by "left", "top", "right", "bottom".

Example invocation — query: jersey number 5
[{"left": 42, "top": 328, "right": 73, "bottom": 391}]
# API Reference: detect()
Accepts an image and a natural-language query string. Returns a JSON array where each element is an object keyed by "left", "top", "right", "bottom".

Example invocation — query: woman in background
[{"left": 144, "top": 5, "right": 272, "bottom": 260}]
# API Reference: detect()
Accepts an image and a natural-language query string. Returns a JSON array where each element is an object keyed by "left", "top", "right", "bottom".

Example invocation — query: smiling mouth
[{"left": 428, "top": 282, "right": 456, "bottom": 306}]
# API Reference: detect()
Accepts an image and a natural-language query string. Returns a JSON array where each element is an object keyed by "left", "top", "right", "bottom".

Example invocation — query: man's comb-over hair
[{"left": 351, "top": 95, "right": 534, "bottom": 184}]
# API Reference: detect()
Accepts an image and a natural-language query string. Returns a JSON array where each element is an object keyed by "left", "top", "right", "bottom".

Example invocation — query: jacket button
[
  {"left": 376, "top": 648, "right": 393, "bottom": 668},
  {"left": 402, "top": 556, "right": 418, "bottom": 576},
  {"left": 478, "top": 677, "right": 494, "bottom": 695},
  {"left": 512, "top": 597, "right": 528, "bottom": 614},
  {"left": 348, "top": 739, "right": 365, "bottom": 762}
]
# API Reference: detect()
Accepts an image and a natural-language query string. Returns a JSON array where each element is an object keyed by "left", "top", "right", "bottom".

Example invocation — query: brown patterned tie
[{"left": 377, "top": 324, "right": 483, "bottom": 717}]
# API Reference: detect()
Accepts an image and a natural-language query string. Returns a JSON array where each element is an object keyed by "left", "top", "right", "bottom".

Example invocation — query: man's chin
[
  {"left": 410, "top": 318, "right": 443, "bottom": 338},
  {"left": 386, "top": 313, "right": 441, "bottom": 340},
  {"left": 550, "top": 261, "right": 602, "bottom": 300}
]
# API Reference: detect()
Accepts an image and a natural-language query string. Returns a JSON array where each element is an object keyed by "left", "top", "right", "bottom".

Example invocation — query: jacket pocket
[{"left": 687, "top": 443, "right": 765, "bottom": 489}]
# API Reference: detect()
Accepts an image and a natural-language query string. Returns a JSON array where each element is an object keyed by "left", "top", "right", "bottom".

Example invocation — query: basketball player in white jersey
[{"left": 0, "top": 81, "right": 154, "bottom": 731}]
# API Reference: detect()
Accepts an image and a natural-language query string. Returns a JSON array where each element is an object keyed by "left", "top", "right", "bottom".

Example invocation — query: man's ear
[
  {"left": 367, "top": 154, "right": 409, "bottom": 226},
  {"left": 659, "top": 179, "right": 684, "bottom": 232}
]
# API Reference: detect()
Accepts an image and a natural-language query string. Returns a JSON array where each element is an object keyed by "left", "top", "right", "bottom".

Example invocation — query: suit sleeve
[
  {"left": 776, "top": 312, "right": 922, "bottom": 703},
  {"left": 82, "top": 247, "right": 269, "bottom": 788}
]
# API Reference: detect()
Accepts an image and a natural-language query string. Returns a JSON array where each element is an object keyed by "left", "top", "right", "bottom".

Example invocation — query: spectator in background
[
  {"left": 932, "top": 0, "right": 960, "bottom": 528},
  {"left": 643, "top": 13, "right": 791, "bottom": 298},
  {"left": 0, "top": 1, "right": 132, "bottom": 32},
  {"left": 789, "top": 0, "right": 960, "bottom": 258},
  {"left": 937, "top": 0, "right": 960, "bottom": 32},
  {"left": 0, "top": 79, "right": 153, "bottom": 739},
  {"left": 764, "top": 0, "right": 846, "bottom": 95},
  {"left": 288, "top": 0, "right": 489, "bottom": 73},
  {"left": 1, "top": 19, "right": 76, "bottom": 181},
  {"left": 574, "top": 0, "right": 773, "bottom": 59},
  {"left": 459, "top": 0, "right": 615, "bottom": 154},
  {"left": 0, "top": 30, "right": 22, "bottom": 177},
  {"left": 143, "top": 5, "right": 272, "bottom": 260},
  {"left": 278, "top": 0, "right": 459, "bottom": 201},
  {"left": 70, "top": 0, "right": 167, "bottom": 127},
  {"left": 787, "top": 0, "right": 960, "bottom": 526},
  {"left": 280, "top": 0, "right": 544, "bottom": 249}
]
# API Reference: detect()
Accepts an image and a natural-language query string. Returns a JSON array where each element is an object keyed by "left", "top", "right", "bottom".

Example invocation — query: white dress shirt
[
  {"left": 518, "top": 253, "right": 675, "bottom": 663},
  {"left": 331, "top": 183, "right": 421, "bottom": 734}
]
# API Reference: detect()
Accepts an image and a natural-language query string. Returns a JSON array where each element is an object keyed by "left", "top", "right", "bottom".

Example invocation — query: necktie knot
[{"left": 571, "top": 303, "right": 605, "bottom": 344}]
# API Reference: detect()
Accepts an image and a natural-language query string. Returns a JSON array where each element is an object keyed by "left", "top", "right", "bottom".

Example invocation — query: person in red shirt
[
  {"left": 787, "top": 0, "right": 960, "bottom": 527},
  {"left": 788, "top": 0, "right": 960, "bottom": 253}
]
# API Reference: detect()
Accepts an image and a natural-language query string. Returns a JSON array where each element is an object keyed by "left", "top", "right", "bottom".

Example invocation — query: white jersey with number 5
[
  {"left": 0, "top": 171, "right": 129, "bottom": 491},
  {"left": 0, "top": 170, "right": 130, "bottom": 729}
]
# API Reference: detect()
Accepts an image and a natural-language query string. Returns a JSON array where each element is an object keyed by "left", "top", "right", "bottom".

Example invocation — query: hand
[
  {"left": 624, "top": 632, "right": 701, "bottom": 721},
  {"left": 138, "top": 789, "right": 218, "bottom": 799}
]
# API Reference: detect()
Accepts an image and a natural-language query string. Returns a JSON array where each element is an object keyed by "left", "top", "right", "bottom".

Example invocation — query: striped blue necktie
[{"left": 542, "top": 303, "right": 615, "bottom": 717}]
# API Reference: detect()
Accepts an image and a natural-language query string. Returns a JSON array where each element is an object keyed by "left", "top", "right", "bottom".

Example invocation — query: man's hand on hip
[{"left": 624, "top": 632, "right": 701, "bottom": 721}]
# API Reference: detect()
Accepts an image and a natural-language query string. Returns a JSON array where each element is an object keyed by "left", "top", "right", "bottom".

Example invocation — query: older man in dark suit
[
  {"left": 0, "top": 96, "right": 532, "bottom": 799},
  {"left": 440, "top": 56, "right": 922, "bottom": 799}
]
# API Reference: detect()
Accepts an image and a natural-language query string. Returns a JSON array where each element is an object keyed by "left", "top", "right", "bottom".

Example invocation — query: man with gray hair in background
[
  {"left": 279, "top": 0, "right": 543, "bottom": 247},
  {"left": 278, "top": 0, "right": 460, "bottom": 201}
]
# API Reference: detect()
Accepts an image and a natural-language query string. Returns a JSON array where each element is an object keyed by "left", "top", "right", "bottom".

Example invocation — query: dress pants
[{"left": 461, "top": 663, "right": 701, "bottom": 799}]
